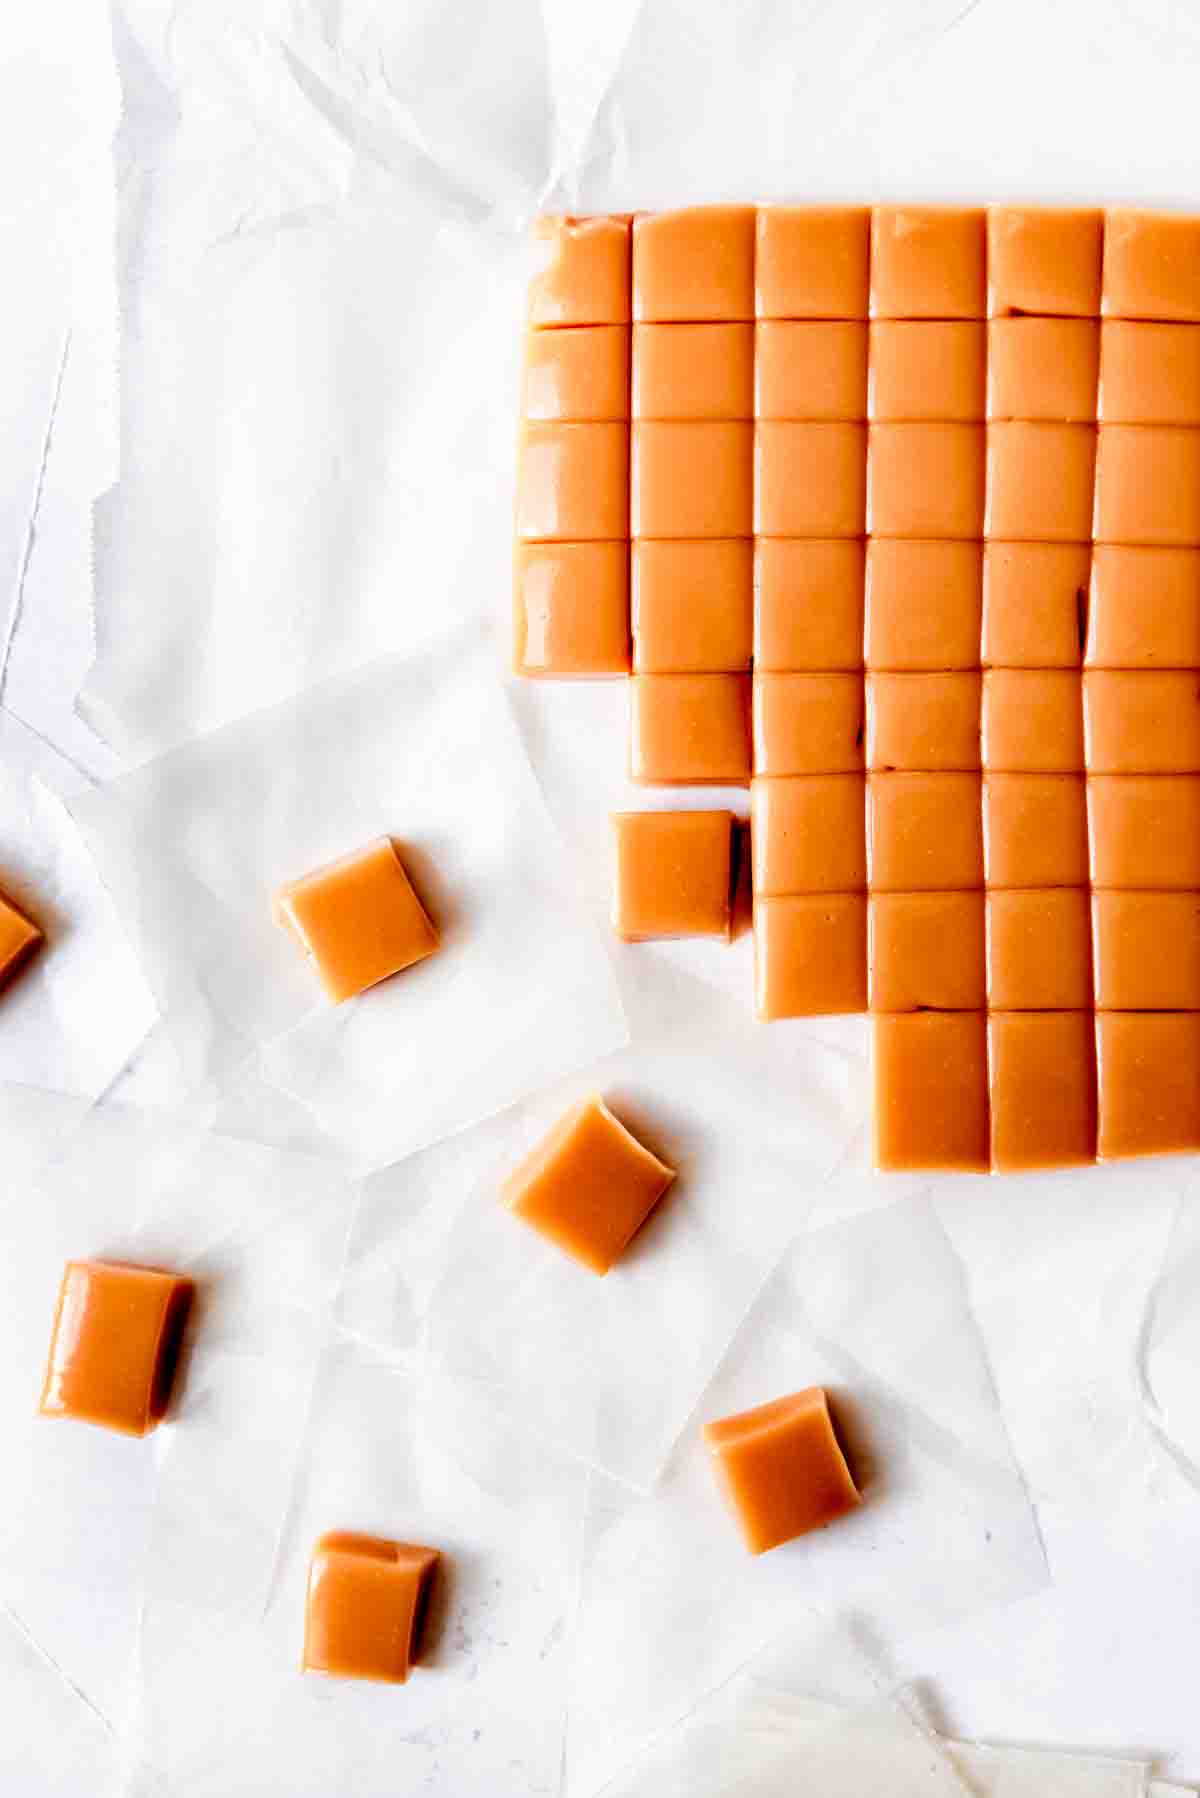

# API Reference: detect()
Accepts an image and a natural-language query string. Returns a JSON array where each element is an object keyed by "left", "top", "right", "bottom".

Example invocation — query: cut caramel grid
[{"left": 517, "top": 205, "right": 1200, "bottom": 1171}]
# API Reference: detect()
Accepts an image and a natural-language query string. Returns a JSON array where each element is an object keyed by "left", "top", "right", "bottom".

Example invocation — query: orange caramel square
[
  {"left": 864, "top": 539, "right": 982, "bottom": 671},
  {"left": 528, "top": 215, "right": 631, "bottom": 328},
  {"left": 866, "top": 772, "right": 984, "bottom": 892},
  {"left": 1087, "top": 775, "right": 1200, "bottom": 889},
  {"left": 1098, "top": 321, "right": 1200, "bottom": 425},
  {"left": 985, "top": 422, "right": 1096, "bottom": 543},
  {"left": 982, "top": 670, "right": 1085, "bottom": 774},
  {"left": 303, "top": 1533, "right": 439, "bottom": 1684},
  {"left": 629, "top": 673, "right": 752, "bottom": 785},
  {"left": 39, "top": 1260, "right": 193, "bottom": 1437},
  {"left": 986, "top": 207, "right": 1104, "bottom": 318},
  {"left": 865, "top": 672, "right": 981, "bottom": 771},
  {"left": 1096, "top": 1012, "right": 1200, "bottom": 1159},
  {"left": 872, "top": 1011, "right": 990, "bottom": 1172},
  {"left": 870, "top": 206, "right": 986, "bottom": 320},
  {"left": 986, "top": 888, "right": 1093, "bottom": 1010},
  {"left": 513, "top": 541, "right": 630, "bottom": 676},
  {"left": 868, "top": 321, "right": 986, "bottom": 422},
  {"left": 632, "top": 421, "right": 753, "bottom": 538},
  {"left": 0, "top": 888, "right": 42, "bottom": 990},
  {"left": 755, "top": 423, "right": 867, "bottom": 538},
  {"left": 611, "top": 810, "right": 733, "bottom": 941},
  {"left": 632, "top": 206, "right": 756, "bottom": 322},
  {"left": 1102, "top": 209, "right": 1200, "bottom": 323},
  {"left": 516, "top": 421, "right": 629, "bottom": 541},
  {"left": 986, "top": 319, "right": 1099, "bottom": 422},
  {"left": 1093, "top": 892, "right": 1200, "bottom": 1011},
  {"left": 753, "top": 894, "right": 867, "bottom": 1019},
  {"left": 703, "top": 1386, "right": 860, "bottom": 1554},
  {"left": 752, "top": 673, "right": 864, "bottom": 776},
  {"left": 1083, "top": 670, "right": 1200, "bottom": 773},
  {"left": 522, "top": 326, "right": 630, "bottom": 421},
  {"left": 868, "top": 891, "right": 986, "bottom": 1012},
  {"left": 1093, "top": 425, "right": 1200, "bottom": 547},
  {"left": 984, "top": 774, "right": 1090, "bottom": 888},
  {"left": 751, "top": 775, "right": 866, "bottom": 896},
  {"left": 755, "top": 322, "right": 868, "bottom": 421},
  {"left": 632, "top": 539, "right": 752, "bottom": 673},
  {"left": 275, "top": 838, "right": 439, "bottom": 1003},
  {"left": 754, "top": 539, "right": 865, "bottom": 672},
  {"left": 1086, "top": 547, "right": 1200, "bottom": 669},
  {"left": 867, "top": 423, "right": 985, "bottom": 539},
  {"left": 632, "top": 323, "right": 754, "bottom": 420},
  {"left": 989, "top": 1011, "right": 1098, "bottom": 1172},
  {"left": 982, "top": 542, "right": 1089, "bottom": 669},
  {"left": 755, "top": 207, "right": 871, "bottom": 320}
]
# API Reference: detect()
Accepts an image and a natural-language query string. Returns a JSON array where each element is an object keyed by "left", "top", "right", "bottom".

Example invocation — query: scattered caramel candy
[
  {"left": 704, "top": 1386, "right": 861, "bottom": 1554},
  {"left": 611, "top": 810, "right": 733, "bottom": 942},
  {"left": 0, "top": 887, "right": 42, "bottom": 991},
  {"left": 39, "top": 1260, "right": 193, "bottom": 1436},
  {"left": 303, "top": 1532, "right": 439, "bottom": 1684},
  {"left": 275, "top": 838, "right": 438, "bottom": 1003}
]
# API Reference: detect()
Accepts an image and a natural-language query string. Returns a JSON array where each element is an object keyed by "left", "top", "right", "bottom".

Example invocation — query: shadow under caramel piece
[
  {"left": 866, "top": 772, "right": 984, "bottom": 892},
  {"left": 303, "top": 1533, "right": 439, "bottom": 1684},
  {"left": 632, "top": 205, "right": 756, "bottom": 323},
  {"left": 516, "top": 420, "right": 630, "bottom": 541},
  {"left": 755, "top": 206, "right": 871, "bottom": 321},
  {"left": 753, "top": 894, "right": 867, "bottom": 1019},
  {"left": 868, "top": 891, "right": 986, "bottom": 1012},
  {"left": 872, "top": 1011, "right": 990, "bottom": 1172},
  {"left": 632, "top": 540, "right": 752, "bottom": 673},
  {"left": 754, "top": 540, "right": 865, "bottom": 673},
  {"left": 1093, "top": 892, "right": 1200, "bottom": 1010},
  {"left": 753, "top": 672, "right": 864, "bottom": 775},
  {"left": 1087, "top": 776, "right": 1200, "bottom": 888},
  {"left": 1086, "top": 547, "right": 1200, "bottom": 669},
  {"left": 629, "top": 673, "right": 751, "bottom": 785},
  {"left": 527, "top": 215, "right": 631, "bottom": 328},
  {"left": 1096, "top": 1012, "right": 1200, "bottom": 1159},
  {"left": 755, "top": 322, "right": 868, "bottom": 421},
  {"left": 514, "top": 542, "right": 630, "bottom": 676},
  {"left": 755, "top": 423, "right": 867, "bottom": 538},
  {"left": 0, "top": 888, "right": 42, "bottom": 990},
  {"left": 865, "top": 672, "right": 981, "bottom": 771},
  {"left": 985, "top": 888, "right": 1093, "bottom": 1010},
  {"left": 989, "top": 1011, "right": 1098, "bottom": 1172},
  {"left": 1098, "top": 321, "right": 1200, "bottom": 425},
  {"left": 868, "top": 322, "right": 986, "bottom": 422},
  {"left": 865, "top": 539, "right": 982, "bottom": 671},
  {"left": 632, "top": 420, "right": 753, "bottom": 539},
  {"left": 982, "top": 669, "right": 1085, "bottom": 773},
  {"left": 987, "top": 206, "right": 1104, "bottom": 319},
  {"left": 983, "top": 775, "right": 1090, "bottom": 888},
  {"left": 869, "top": 206, "right": 986, "bottom": 321},
  {"left": 522, "top": 325, "right": 630, "bottom": 421},
  {"left": 1102, "top": 209, "right": 1200, "bottom": 323},
  {"left": 1093, "top": 426, "right": 1200, "bottom": 547},
  {"left": 632, "top": 322, "right": 754, "bottom": 420},
  {"left": 867, "top": 423, "right": 985, "bottom": 540},
  {"left": 502, "top": 1095, "right": 676, "bottom": 1276},
  {"left": 39, "top": 1260, "right": 193, "bottom": 1436},
  {"left": 986, "top": 319, "right": 1100, "bottom": 423},
  {"left": 751, "top": 775, "right": 866, "bottom": 896},
  {"left": 274, "top": 838, "right": 439, "bottom": 1003},
  {"left": 985, "top": 422, "right": 1097, "bottom": 543},
  {"left": 982, "top": 542, "right": 1090, "bottom": 669},
  {"left": 611, "top": 810, "right": 733, "bottom": 941},
  {"left": 1082, "top": 670, "right": 1200, "bottom": 772},
  {"left": 703, "top": 1387, "right": 861, "bottom": 1555}
]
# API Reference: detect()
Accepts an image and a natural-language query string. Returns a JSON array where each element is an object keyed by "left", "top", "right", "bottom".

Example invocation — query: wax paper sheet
[
  {"left": 70, "top": 631, "right": 627, "bottom": 1169},
  {"left": 1134, "top": 1175, "right": 1200, "bottom": 1496}
]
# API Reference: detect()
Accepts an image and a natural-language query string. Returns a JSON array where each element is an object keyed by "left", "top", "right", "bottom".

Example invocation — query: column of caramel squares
[{"left": 516, "top": 204, "right": 1200, "bottom": 1172}]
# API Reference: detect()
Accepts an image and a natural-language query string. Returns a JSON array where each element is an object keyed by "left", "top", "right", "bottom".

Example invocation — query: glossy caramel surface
[
  {"left": 275, "top": 838, "right": 438, "bottom": 1003},
  {"left": 703, "top": 1386, "right": 860, "bottom": 1554},
  {"left": 39, "top": 1260, "right": 192, "bottom": 1436}
]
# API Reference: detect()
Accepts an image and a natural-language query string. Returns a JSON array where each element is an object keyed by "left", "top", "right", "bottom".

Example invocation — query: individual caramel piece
[
  {"left": 989, "top": 1012, "right": 1098, "bottom": 1172},
  {"left": 984, "top": 774, "right": 1089, "bottom": 888},
  {"left": 986, "top": 888, "right": 1093, "bottom": 1009},
  {"left": 867, "top": 423, "right": 985, "bottom": 539},
  {"left": 986, "top": 319, "right": 1100, "bottom": 422},
  {"left": 755, "top": 323, "right": 868, "bottom": 421},
  {"left": 632, "top": 323, "right": 754, "bottom": 420},
  {"left": 1098, "top": 322, "right": 1200, "bottom": 425},
  {"left": 982, "top": 542, "right": 1089, "bottom": 669},
  {"left": 866, "top": 772, "right": 984, "bottom": 892},
  {"left": 864, "top": 539, "right": 982, "bottom": 670},
  {"left": 629, "top": 673, "right": 751, "bottom": 785},
  {"left": 303, "top": 1533, "right": 439, "bottom": 1684},
  {"left": 1093, "top": 426, "right": 1200, "bottom": 547},
  {"left": 755, "top": 207, "right": 871, "bottom": 320},
  {"left": 0, "top": 888, "right": 42, "bottom": 990},
  {"left": 872, "top": 1011, "right": 990, "bottom": 1172},
  {"left": 753, "top": 894, "right": 867, "bottom": 1019},
  {"left": 528, "top": 215, "right": 631, "bottom": 328},
  {"left": 752, "top": 673, "right": 864, "bottom": 776},
  {"left": 865, "top": 672, "right": 981, "bottom": 771},
  {"left": 1086, "top": 547, "right": 1200, "bottom": 669},
  {"left": 870, "top": 207, "right": 986, "bottom": 320},
  {"left": 755, "top": 423, "right": 867, "bottom": 538},
  {"left": 516, "top": 421, "right": 629, "bottom": 541},
  {"left": 513, "top": 541, "right": 630, "bottom": 676},
  {"left": 632, "top": 540, "right": 752, "bottom": 673},
  {"left": 987, "top": 206, "right": 1104, "bottom": 318},
  {"left": 632, "top": 206, "right": 756, "bottom": 322},
  {"left": 275, "top": 838, "right": 439, "bottom": 1002},
  {"left": 703, "top": 1387, "right": 860, "bottom": 1554},
  {"left": 1087, "top": 775, "right": 1200, "bottom": 889},
  {"left": 754, "top": 539, "right": 865, "bottom": 673},
  {"left": 1083, "top": 671, "right": 1200, "bottom": 772},
  {"left": 1096, "top": 1012, "right": 1200, "bottom": 1159},
  {"left": 631, "top": 421, "right": 753, "bottom": 539},
  {"left": 1093, "top": 892, "right": 1200, "bottom": 1010},
  {"left": 751, "top": 775, "right": 866, "bottom": 896},
  {"left": 868, "top": 891, "right": 986, "bottom": 1012},
  {"left": 867, "top": 322, "right": 986, "bottom": 421},
  {"left": 985, "top": 423, "right": 1096, "bottom": 543},
  {"left": 522, "top": 326, "right": 630, "bottom": 421},
  {"left": 982, "top": 670, "right": 1085, "bottom": 773},
  {"left": 1102, "top": 209, "right": 1200, "bottom": 323},
  {"left": 502, "top": 1094, "right": 676, "bottom": 1274},
  {"left": 611, "top": 810, "right": 733, "bottom": 941},
  {"left": 39, "top": 1260, "right": 193, "bottom": 1437}
]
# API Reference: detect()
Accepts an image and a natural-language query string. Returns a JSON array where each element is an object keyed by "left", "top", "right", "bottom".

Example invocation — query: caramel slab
[
  {"left": 632, "top": 539, "right": 752, "bottom": 673},
  {"left": 868, "top": 321, "right": 986, "bottom": 422},
  {"left": 1083, "top": 670, "right": 1200, "bottom": 772},
  {"left": 1087, "top": 775, "right": 1200, "bottom": 888},
  {"left": 1098, "top": 321, "right": 1200, "bottom": 425},
  {"left": 753, "top": 894, "right": 867, "bottom": 1019},
  {"left": 755, "top": 207, "right": 871, "bottom": 320},
  {"left": 629, "top": 673, "right": 752, "bottom": 785},
  {"left": 755, "top": 322, "right": 868, "bottom": 421},
  {"left": 528, "top": 216, "right": 631, "bottom": 327},
  {"left": 865, "top": 539, "right": 982, "bottom": 670},
  {"left": 632, "top": 421, "right": 753, "bottom": 538},
  {"left": 1094, "top": 426, "right": 1200, "bottom": 546},
  {"left": 753, "top": 672, "right": 865, "bottom": 776},
  {"left": 989, "top": 1011, "right": 1097, "bottom": 1171},
  {"left": 1102, "top": 209, "right": 1200, "bottom": 322},
  {"left": 870, "top": 207, "right": 986, "bottom": 320},
  {"left": 865, "top": 672, "right": 981, "bottom": 771},
  {"left": 517, "top": 421, "right": 629, "bottom": 541},
  {"left": 523, "top": 326, "right": 630, "bottom": 421},
  {"left": 983, "top": 774, "right": 1090, "bottom": 888},
  {"left": 985, "top": 422, "right": 1096, "bottom": 542},
  {"left": 751, "top": 775, "right": 866, "bottom": 895},
  {"left": 513, "top": 541, "right": 630, "bottom": 676},
  {"left": 754, "top": 539, "right": 865, "bottom": 672},
  {"left": 1086, "top": 546, "right": 1200, "bottom": 668},
  {"left": 867, "top": 423, "right": 985, "bottom": 539},
  {"left": 986, "top": 319, "right": 1099, "bottom": 422},
  {"left": 982, "top": 670, "right": 1085, "bottom": 773},
  {"left": 866, "top": 772, "right": 984, "bottom": 891},
  {"left": 1096, "top": 1012, "right": 1200, "bottom": 1159},
  {"left": 632, "top": 323, "right": 754, "bottom": 420},
  {"left": 986, "top": 888, "right": 1093, "bottom": 1010},
  {"left": 868, "top": 891, "right": 986, "bottom": 1012},
  {"left": 1093, "top": 892, "right": 1200, "bottom": 1010},
  {"left": 872, "top": 1011, "right": 990, "bottom": 1172},
  {"left": 633, "top": 206, "right": 756, "bottom": 322},
  {"left": 987, "top": 206, "right": 1103, "bottom": 318},
  {"left": 982, "top": 542, "right": 1089, "bottom": 669},
  {"left": 755, "top": 423, "right": 867, "bottom": 538}
]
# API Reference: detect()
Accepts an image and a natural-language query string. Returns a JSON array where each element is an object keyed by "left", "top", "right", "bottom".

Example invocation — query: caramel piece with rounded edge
[
  {"left": 1083, "top": 671, "right": 1200, "bottom": 772},
  {"left": 39, "top": 1260, "right": 192, "bottom": 1437},
  {"left": 514, "top": 542, "right": 630, "bottom": 676},
  {"left": 755, "top": 207, "right": 871, "bottom": 320},
  {"left": 756, "top": 423, "right": 867, "bottom": 538},
  {"left": 611, "top": 811, "right": 733, "bottom": 942},
  {"left": 984, "top": 774, "right": 1089, "bottom": 888},
  {"left": 703, "top": 1387, "right": 860, "bottom": 1554},
  {"left": 1087, "top": 776, "right": 1200, "bottom": 889},
  {"left": 1098, "top": 322, "right": 1200, "bottom": 425},
  {"left": 985, "top": 423, "right": 1096, "bottom": 543},
  {"left": 629, "top": 674, "right": 751, "bottom": 785},
  {"left": 632, "top": 540, "right": 751, "bottom": 673},
  {"left": 528, "top": 215, "right": 631, "bottom": 328},
  {"left": 522, "top": 326, "right": 630, "bottom": 421},
  {"left": 753, "top": 895, "right": 866, "bottom": 1019},
  {"left": 275, "top": 838, "right": 439, "bottom": 1003},
  {"left": 1087, "top": 547, "right": 1200, "bottom": 669},
  {"left": 986, "top": 319, "right": 1099, "bottom": 422},
  {"left": 0, "top": 888, "right": 42, "bottom": 990},
  {"left": 867, "top": 773, "right": 983, "bottom": 892},
  {"left": 868, "top": 891, "right": 985, "bottom": 1012},
  {"left": 986, "top": 888, "right": 1092, "bottom": 1010},
  {"left": 872, "top": 1011, "right": 990, "bottom": 1172},
  {"left": 867, "top": 424, "right": 985, "bottom": 540},
  {"left": 632, "top": 324, "right": 753, "bottom": 420},
  {"left": 982, "top": 543, "right": 1089, "bottom": 669},
  {"left": 753, "top": 673, "right": 864, "bottom": 776},
  {"left": 865, "top": 539, "right": 982, "bottom": 671},
  {"left": 755, "top": 540, "right": 865, "bottom": 672},
  {"left": 1094, "top": 426, "right": 1200, "bottom": 547},
  {"left": 502, "top": 1095, "right": 676, "bottom": 1275},
  {"left": 751, "top": 776, "right": 866, "bottom": 896},
  {"left": 989, "top": 1012, "right": 1097, "bottom": 1172},
  {"left": 755, "top": 323, "right": 868, "bottom": 421},
  {"left": 865, "top": 673, "right": 980, "bottom": 771},
  {"left": 517, "top": 421, "right": 629, "bottom": 541},
  {"left": 1102, "top": 209, "right": 1200, "bottom": 323},
  {"left": 1093, "top": 892, "right": 1200, "bottom": 1010},
  {"left": 633, "top": 206, "right": 756, "bottom": 322},
  {"left": 868, "top": 322, "right": 986, "bottom": 422},
  {"left": 303, "top": 1533, "right": 439, "bottom": 1684},
  {"left": 987, "top": 207, "right": 1104, "bottom": 318},
  {"left": 632, "top": 422, "right": 753, "bottom": 539},
  {"left": 1097, "top": 1012, "right": 1200, "bottom": 1159},
  {"left": 870, "top": 207, "right": 986, "bottom": 320},
  {"left": 982, "top": 670, "right": 1084, "bottom": 773}
]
